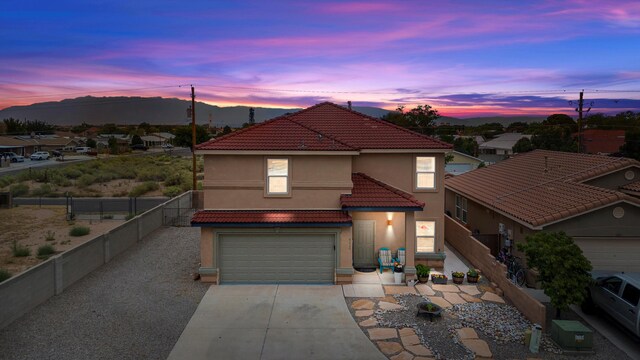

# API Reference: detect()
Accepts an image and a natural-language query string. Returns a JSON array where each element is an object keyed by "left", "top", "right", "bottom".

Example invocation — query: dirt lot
[{"left": 0, "top": 205, "right": 124, "bottom": 277}]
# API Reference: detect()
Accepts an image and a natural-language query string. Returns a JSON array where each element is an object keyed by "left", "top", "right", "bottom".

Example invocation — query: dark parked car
[
  {"left": 130, "top": 144, "right": 148, "bottom": 151},
  {"left": 2, "top": 152, "right": 25, "bottom": 162},
  {"left": 51, "top": 150, "right": 62, "bottom": 157},
  {"left": 583, "top": 272, "right": 640, "bottom": 337}
]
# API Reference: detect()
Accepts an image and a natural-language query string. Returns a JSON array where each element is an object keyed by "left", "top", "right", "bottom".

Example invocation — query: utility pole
[
  {"left": 191, "top": 85, "right": 197, "bottom": 190},
  {"left": 577, "top": 90, "right": 584, "bottom": 153}
]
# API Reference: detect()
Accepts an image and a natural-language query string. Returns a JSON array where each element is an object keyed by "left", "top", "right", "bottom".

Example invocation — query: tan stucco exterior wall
[
  {"left": 351, "top": 211, "right": 406, "bottom": 252},
  {"left": 339, "top": 227, "right": 353, "bottom": 268},
  {"left": 202, "top": 154, "right": 352, "bottom": 209},
  {"left": 584, "top": 166, "right": 640, "bottom": 190}
]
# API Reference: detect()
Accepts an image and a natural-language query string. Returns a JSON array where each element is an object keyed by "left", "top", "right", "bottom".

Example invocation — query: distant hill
[
  {"left": 0, "top": 96, "right": 392, "bottom": 128},
  {"left": 0, "top": 96, "right": 546, "bottom": 128}
]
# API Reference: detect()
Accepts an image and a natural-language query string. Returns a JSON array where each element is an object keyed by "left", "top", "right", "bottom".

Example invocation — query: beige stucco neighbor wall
[
  {"left": 353, "top": 152, "right": 446, "bottom": 268},
  {"left": 202, "top": 154, "right": 352, "bottom": 209},
  {"left": 584, "top": 166, "right": 640, "bottom": 190},
  {"left": 445, "top": 215, "right": 547, "bottom": 329}
]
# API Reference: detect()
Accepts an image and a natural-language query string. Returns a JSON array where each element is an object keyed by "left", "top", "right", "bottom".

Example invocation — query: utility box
[{"left": 551, "top": 320, "right": 593, "bottom": 351}]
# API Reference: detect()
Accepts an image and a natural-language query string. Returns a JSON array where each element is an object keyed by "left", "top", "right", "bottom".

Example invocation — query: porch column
[{"left": 404, "top": 211, "right": 416, "bottom": 277}]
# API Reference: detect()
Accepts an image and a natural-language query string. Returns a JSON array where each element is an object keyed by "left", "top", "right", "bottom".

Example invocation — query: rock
[
  {"left": 384, "top": 286, "right": 418, "bottom": 295},
  {"left": 448, "top": 302, "right": 532, "bottom": 344},
  {"left": 415, "top": 284, "right": 435, "bottom": 296},
  {"left": 456, "top": 327, "right": 478, "bottom": 339},
  {"left": 368, "top": 327, "right": 398, "bottom": 340},
  {"left": 399, "top": 328, "right": 416, "bottom": 337},
  {"left": 478, "top": 285, "right": 494, "bottom": 293},
  {"left": 414, "top": 357, "right": 436, "bottom": 360},
  {"left": 352, "top": 299, "right": 375, "bottom": 310},
  {"left": 427, "top": 296, "right": 452, "bottom": 308},
  {"left": 481, "top": 292, "right": 505, "bottom": 303},
  {"left": 390, "top": 351, "right": 414, "bottom": 360},
  {"left": 431, "top": 284, "right": 460, "bottom": 292},
  {"left": 191, "top": 272, "right": 200, "bottom": 281},
  {"left": 355, "top": 310, "right": 374, "bottom": 317},
  {"left": 401, "top": 334, "right": 421, "bottom": 347},
  {"left": 382, "top": 295, "right": 399, "bottom": 304},
  {"left": 443, "top": 292, "right": 466, "bottom": 305},
  {"left": 460, "top": 293, "right": 482, "bottom": 303},
  {"left": 359, "top": 317, "right": 378, "bottom": 327},
  {"left": 406, "top": 344, "right": 433, "bottom": 356},
  {"left": 457, "top": 285, "right": 480, "bottom": 295},
  {"left": 377, "top": 341, "right": 404, "bottom": 355},
  {"left": 461, "top": 339, "right": 492, "bottom": 358},
  {"left": 379, "top": 301, "right": 405, "bottom": 311}
]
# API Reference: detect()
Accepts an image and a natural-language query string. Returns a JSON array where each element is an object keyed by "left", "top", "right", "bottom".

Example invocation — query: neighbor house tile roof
[
  {"left": 580, "top": 129, "right": 626, "bottom": 154},
  {"left": 191, "top": 210, "right": 352, "bottom": 226},
  {"left": 621, "top": 180, "right": 640, "bottom": 194},
  {"left": 196, "top": 102, "right": 451, "bottom": 151},
  {"left": 445, "top": 150, "right": 640, "bottom": 228},
  {"left": 340, "top": 173, "right": 425, "bottom": 210}
]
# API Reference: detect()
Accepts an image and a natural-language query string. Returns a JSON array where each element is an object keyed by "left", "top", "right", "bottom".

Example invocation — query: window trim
[
  {"left": 455, "top": 194, "right": 468, "bottom": 224},
  {"left": 265, "top": 157, "right": 291, "bottom": 197},
  {"left": 414, "top": 156, "right": 436, "bottom": 191},
  {"left": 416, "top": 220, "right": 436, "bottom": 254}
]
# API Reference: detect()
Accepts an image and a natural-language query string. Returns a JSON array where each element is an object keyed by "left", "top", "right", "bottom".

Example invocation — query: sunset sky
[{"left": 1, "top": 1, "right": 639, "bottom": 117}]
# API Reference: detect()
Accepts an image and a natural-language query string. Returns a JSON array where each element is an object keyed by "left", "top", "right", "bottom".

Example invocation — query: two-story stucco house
[{"left": 192, "top": 102, "right": 452, "bottom": 284}]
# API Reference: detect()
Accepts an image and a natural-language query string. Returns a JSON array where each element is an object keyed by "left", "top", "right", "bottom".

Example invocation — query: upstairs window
[
  {"left": 416, "top": 221, "right": 435, "bottom": 253},
  {"left": 455, "top": 195, "right": 468, "bottom": 224},
  {"left": 416, "top": 157, "right": 435, "bottom": 190},
  {"left": 267, "top": 159, "right": 289, "bottom": 195}
]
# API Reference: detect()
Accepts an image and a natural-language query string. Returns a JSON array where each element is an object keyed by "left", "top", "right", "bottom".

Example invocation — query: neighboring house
[
  {"left": 151, "top": 132, "right": 176, "bottom": 143},
  {"left": 140, "top": 135, "right": 166, "bottom": 148},
  {"left": 580, "top": 129, "right": 626, "bottom": 155},
  {"left": 29, "top": 137, "right": 80, "bottom": 152},
  {"left": 192, "top": 102, "right": 452, "bottom": 284},
  {"left": 445, "top": 150, "right": 640, "bottom": 272},
  {"left": 445, "top": 151, "right": 484, "bottom": 176},
  {"left": 478, "top": 133, "right": 531, "bottom": 164},
  {"left": 0, "top": 136, "right": 30, "bottom": 155}
]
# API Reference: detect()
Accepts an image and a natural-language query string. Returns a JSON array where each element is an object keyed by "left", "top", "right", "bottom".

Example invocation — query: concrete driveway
[{"left": 167, "top": 285, "right": 386, "bottom": 360}]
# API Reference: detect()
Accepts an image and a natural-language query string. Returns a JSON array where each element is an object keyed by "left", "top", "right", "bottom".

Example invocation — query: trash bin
[{"left": 529, "top": 324, "right": 542, "bottom": 353}]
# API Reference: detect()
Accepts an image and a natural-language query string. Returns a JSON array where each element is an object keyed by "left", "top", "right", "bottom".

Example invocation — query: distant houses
[{"left": 478, "top": 133, "right": 531, "bottom": 164}]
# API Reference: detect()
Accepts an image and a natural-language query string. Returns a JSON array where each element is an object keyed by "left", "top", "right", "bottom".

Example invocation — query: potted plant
[
  {"left": 467, "top": 268, "right": 480, "bottom": 283},
  {"left": 431, "top": 274, "right": 448, "bottom": 284},
  {"left": 452, "top": 271, "right": 465, "bottom": 284},
  {"left": 393, "top": 261, "right": 404, "bottom": 284},
  {"left": 416, "top": 264, "right": 431, "bottom": 283}
]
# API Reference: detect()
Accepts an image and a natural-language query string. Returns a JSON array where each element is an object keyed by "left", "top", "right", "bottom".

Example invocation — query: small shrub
[
  {"left": 31, "top": 183, "right": 55, "bottom": 197},
  {"left": 163, "top": 186, "right": 183, "bottom": 197},
  {"left": 0, "top": 176, "right": 16, "bottom": 188},
  {"left": 45, "top": 231, "right": 56, "bottom": 241},
  {"left": 11, "top": 240, "right": 31, "bottom": 257},
  {"left": 69, "top": 226, "right": 90, "bottom": 237},
  {"left": 62, "top": 167, "right": 83, "bottom": 179},
  {"left": 128, "top": 181, "right": 159, "bottom": 197},
  {"left": 37, "top": 244, "right": 56, "bottom": 258},
  {"left": 9, "top": 183, "right": 29, "bottom": 197},
  {"left": 77, "top": 174, "right": 96, "bottom": 188},
  {"left": 0, "top": 269, "right": 11, "bottom": 282}
]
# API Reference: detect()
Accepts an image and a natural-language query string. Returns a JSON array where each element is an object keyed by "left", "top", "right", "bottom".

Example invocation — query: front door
[{"left": 353, "top": 220, "right": 375, "bottom": 267}]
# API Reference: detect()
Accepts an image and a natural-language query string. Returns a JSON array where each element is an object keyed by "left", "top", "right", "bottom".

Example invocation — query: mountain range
[{"left": 0, "top": 96, "right": 545, "bottom": 128}]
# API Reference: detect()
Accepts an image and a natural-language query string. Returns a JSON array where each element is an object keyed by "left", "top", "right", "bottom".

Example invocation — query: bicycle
[{"left": 506, "top": 256, "right": 526, "bottom": 287}]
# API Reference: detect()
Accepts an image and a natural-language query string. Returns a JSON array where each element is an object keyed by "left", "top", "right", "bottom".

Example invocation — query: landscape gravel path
[{"left": 0, "top": 226, "right": 208, "bottom": 360}]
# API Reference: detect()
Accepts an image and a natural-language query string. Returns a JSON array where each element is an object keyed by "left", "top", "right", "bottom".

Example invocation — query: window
[
  {"left": 267, "top": 158, "right": 289, "bottom": 194},
  {"left": 622, "top": 284, "right": 640, "bottom": 306},
  {"left": 602, "top": 277, "right": 623, "bottom": 295},
  {"left": 416, "top": 157, "right": 436, "bottom": 189},
  {"left": 416, "top": 221, "right": 435, "bottom": 253},
  {"left": 455, "top": 195, "right": 468, "bottom": 224}
]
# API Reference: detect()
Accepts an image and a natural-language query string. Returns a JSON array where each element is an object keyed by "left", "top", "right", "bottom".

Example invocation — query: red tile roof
[
  {"left": 621, "top": 180, "right": 640, "bottom": 194},
  {"left": 341, "top": 173, "right": 424, "bottom": 209},
  {"left": 191, "top": 210, "right": 351, "bottom": 225},
  {"left": 580, "top": 129, "right": 626, "bottom": 154},
  {"left": 196, "top": 102, "right": 451, "bottom": 151},
  {"left": 445, "top": 150, "right": 640, "bottom": 228}
]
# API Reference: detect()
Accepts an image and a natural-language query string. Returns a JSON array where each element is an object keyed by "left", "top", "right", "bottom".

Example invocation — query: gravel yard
[{"left": 0, "top": 226, "right": 208, "bottom": 360}]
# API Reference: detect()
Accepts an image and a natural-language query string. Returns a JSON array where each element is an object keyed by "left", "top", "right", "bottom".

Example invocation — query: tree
[
  {"left": 506, "top": 122, "right": 529, "bottom": 133},
  {"left": 621, "top": 129, "right": 640, "bottom": 160},
  {"left": 517, "top": 232, "right": 592, "bottom": 318},
  {"left": 453, "top": 137, "right": 478, "bottom": 157},
  {"left": 131, "top": 134, "right": 144, "bottom": 145},
  {"left": 86, "top": 138, "right": 97, "bottom": 149},
  {"left": 543, "top": 114, "right": 576, "bottom": 132},
  {"left": 531, "top": 126, "right": 577, "bottom": 152},
  {"left": 221, "top": 125, "right": 232, "bottom": 136},
  {"left": 108, "top": 137, "right": 118, "bottom": 154},
  {"left": 382, "top": 104, "right": 440, "bottom": 135},
  {"left": 439, "top": 134, "right": 454, "bottom": 144},
  {"left": 512, "top": 137, "right": 534, "bottom": 153},
  {"left": 173, "top": 125, "right": 211, "bottom": 148}
]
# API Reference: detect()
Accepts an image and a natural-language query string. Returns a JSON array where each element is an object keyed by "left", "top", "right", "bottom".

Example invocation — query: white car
[
  {"left": 30, "top": 151, "right": 50, "bottom": 160},
  {"left": 161, "top": 143, "right": 174, "bottom": 149}
]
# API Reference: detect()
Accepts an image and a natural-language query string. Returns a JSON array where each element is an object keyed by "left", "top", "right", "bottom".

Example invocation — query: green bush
[
  {"left": 129, "top": 181, "right": 159, "bottom": 197},
  {"left": 31, "top": 184, "right": 55, "bottom": 197},
  {"left": 37, "top": 244, "right": 56, "bottom": 258},
  {"left": 0, "top": 269, "right": 11, "bottom": 282},
  {"left": 69, "top": 226, "right": 90, "bottom": 237},
  {"left": 50, "top": 172, "right": 72, "bottom": 187},
  {"left": 77, "top": 174, "right": 96, "bottom": 188},
  {"left": 136, "top": 169, "right": 166, "bottom": 182},
  {"left": 0, "top": 176, "right": 15, "bottom": 188},
  {"left": 12, "top": 240, "right": 31, "bottom": 257},
  {"left": 9, "top": 183, "right": 29, "bottom": 197},
  {"left": 163, "top": 186, "right": 183, "bottom": 197},
  {"left": 62, "top": 167, "right": 83, "bottom": 179}
]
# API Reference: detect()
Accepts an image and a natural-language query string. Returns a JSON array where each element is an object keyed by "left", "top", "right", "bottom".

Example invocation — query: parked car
[
  {"left": 51, "top": 150, "right": 62, "bottom": 157},
  {"left": 30, "top": 151, "right": 50, "bottom": 160},
  {"left": 161, "top": 143, "right": 174, "bottom": 149},
  {"left": 583, "top": 272, "right": 640, "bottom": 337},
  {"left": 130, "top": 144, "right": 148, "bottom": 151},
  {"left": 2, "top": 152, "right": 25, "bottom": 163},
  {"left": 76, "top": 147, "right": 91, "bottom": 154}
]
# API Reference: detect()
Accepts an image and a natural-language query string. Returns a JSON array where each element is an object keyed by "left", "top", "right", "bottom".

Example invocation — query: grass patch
[
  {"left": 12, "top": 240, "right": 31, "bottom": 257},
  {"left": 37, "top": 244, "right": 56, "bottom": 259},
  {"left": 0, "top": 269, "right": 11, "bottom": 282},
  {"left": 129, "top": 181, "right": 159, "bottom": 197},
  {"left": 31, "top": 183, "right": 55, "bottom": 197},
  {"left": 69, "top": 226, "right": 90, "bottom": 237},
  {"left": 9, "top": 183, "right": 29, "bottom": 197}
]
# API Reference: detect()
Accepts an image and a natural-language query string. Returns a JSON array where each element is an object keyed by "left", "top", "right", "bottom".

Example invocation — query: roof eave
[
  {"left": 195, "top": 150, "right": 360, "bottom": 155},
  {"left": 359, "top": 148, "right": 450, "bottom": 153},
  {"left": 343, "top": 206, "right": 423, "bottom": 212},
  {"left": 191, "top": 222, "right": 352, "bottom": 227}
]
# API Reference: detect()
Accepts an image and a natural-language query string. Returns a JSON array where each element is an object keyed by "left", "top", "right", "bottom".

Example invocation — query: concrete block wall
[
  {"left": 445, "top": 215, "right": 547, "bottom": 329},
  {"left": 0, "top": 191, "right": 193, "bottom": 330}
]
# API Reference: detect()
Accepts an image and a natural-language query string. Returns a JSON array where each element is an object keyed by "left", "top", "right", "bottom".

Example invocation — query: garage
[
  {"left": 574, "top": 237, "right": 640, "bottom": 272},
  {"left": 219, "top": 232, "right": 336, "bottom": 284}
]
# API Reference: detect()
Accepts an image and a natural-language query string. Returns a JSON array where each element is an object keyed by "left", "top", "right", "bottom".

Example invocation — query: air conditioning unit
[{"left": 551, "top": 320, "right": 593, "bottom": 351}]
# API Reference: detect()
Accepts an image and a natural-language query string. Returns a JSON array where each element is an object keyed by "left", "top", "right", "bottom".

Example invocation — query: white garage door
[
  {"left": 574, "top": 237, "right": 640, "bottom": 272},
  {"left": 219, "top": 233, "right": 335, "bottom": 284}
]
